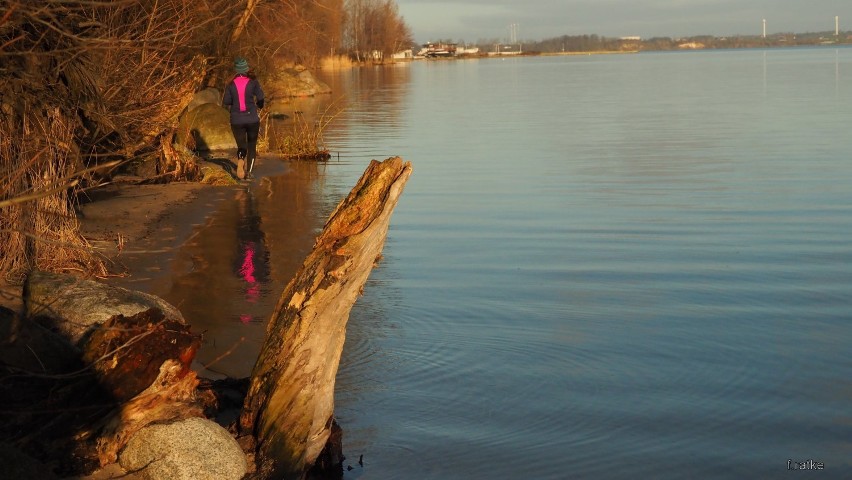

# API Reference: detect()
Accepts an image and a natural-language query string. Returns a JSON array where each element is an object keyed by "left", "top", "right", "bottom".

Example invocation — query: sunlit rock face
[{"left": 176, "top": 103, "right": 234, "bottom": 151}]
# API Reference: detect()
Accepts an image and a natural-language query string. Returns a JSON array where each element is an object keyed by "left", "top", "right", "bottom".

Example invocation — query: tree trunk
[
  {"left": 231, "top": 0, "right": 262, "bottom": 44},
  {"left": 240, "top": 157, "right": 412, "bottom": 479}
]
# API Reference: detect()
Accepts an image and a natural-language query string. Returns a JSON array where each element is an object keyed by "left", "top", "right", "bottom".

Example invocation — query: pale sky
[{"left": 396, "top": 0, "right": 852, "bottom": 43}]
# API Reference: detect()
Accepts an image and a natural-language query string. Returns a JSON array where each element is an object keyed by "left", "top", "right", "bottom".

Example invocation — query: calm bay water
[
  {"left": 321, "top": 48, "right": 852, "bottom": 479},
  {"left": 114, "top": 48, "right": 852, "bottom": 479}
]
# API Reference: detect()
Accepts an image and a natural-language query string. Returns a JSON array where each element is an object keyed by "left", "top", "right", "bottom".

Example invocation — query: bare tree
[
  {"left": 0, "top": 0, "right": 238, "bottom": 280},
  {"left": 240, "top": 0, "right": 344, "bottom": 69},
  {"left": 344, "top": 0, "right": 412, "bottom": 62}
]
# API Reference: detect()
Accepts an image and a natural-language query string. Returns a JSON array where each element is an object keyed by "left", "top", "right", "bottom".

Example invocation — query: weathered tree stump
[
  {"left": 79, "top": 308, "right": 203, "bottom": 466},
  {"left": 81, "top": 308, "right": 200, "bottom": 403},
  {"left": 240, "top": 157, "right": 412, "bottom": 479}
]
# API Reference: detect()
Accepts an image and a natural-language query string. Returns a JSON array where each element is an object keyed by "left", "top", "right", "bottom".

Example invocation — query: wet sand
[
  {"left": 78, "top": 181, "right": 209, "bottom": 249},
  {"left": 0, "top": 181, "right": 217, "bottom": 313}
]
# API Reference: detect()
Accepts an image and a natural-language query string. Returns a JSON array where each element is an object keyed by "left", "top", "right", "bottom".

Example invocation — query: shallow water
[{"left": 114, "top": 47, "right": 852, "bottom": 479}]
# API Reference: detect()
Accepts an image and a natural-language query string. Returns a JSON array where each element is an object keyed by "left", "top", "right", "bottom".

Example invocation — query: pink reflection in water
[{"left": 238, "top": 241, "right": 260, "bottom": 323}]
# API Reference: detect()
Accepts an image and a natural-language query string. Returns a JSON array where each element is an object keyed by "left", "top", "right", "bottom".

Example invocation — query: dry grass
[
  {"left": 0, "top": 105, "right": 109, "bottom": 283},
  {"left": 0, "top": 0, "right": 349, "bottom": 281},
  {"left": 269, "top": 105, "right": 339, "bottom": 160},
  {"left": 0, "top": 0, "right": 242, "bottom": 280},
  {"left": 0, "top": 0, "right": 260, "bottom": 280},
  {"left": 319, "top": 55, "right": 356, "bottom": 70}
]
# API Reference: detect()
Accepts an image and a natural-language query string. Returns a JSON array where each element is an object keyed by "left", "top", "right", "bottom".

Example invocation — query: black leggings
[{"left": 231, "top": 122, "right": 260, "bottom": 163}]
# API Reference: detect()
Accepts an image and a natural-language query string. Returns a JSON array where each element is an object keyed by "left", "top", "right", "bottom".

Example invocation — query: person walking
[{"left": 223, "top": 57, "right": 265, "bottom": 180}]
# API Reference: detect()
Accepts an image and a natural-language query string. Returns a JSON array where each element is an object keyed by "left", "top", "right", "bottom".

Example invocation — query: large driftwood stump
[
  {"left": 80, "top": 308, "right": 203, "bottom": 466},
  {"left": 240, "top": 157, "right": 412, "bottom": 479}
]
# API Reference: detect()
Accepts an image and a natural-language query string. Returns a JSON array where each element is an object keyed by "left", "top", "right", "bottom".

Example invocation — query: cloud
[{"left": 398, "top": 0, "right": 852, "bottom": 41}]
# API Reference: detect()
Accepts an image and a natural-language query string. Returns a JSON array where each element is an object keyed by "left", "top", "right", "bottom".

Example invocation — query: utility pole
[
  {"left": 508, "top": 23, "right": 518, "bottom": 44},
  {"left": 836, "top": 16, "right": 840, "bottom": 36},
  {"left": 762, "top": 19, "right": 766, "bottom": 38}
]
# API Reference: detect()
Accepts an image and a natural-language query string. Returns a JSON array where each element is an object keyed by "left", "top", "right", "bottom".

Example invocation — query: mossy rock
[
  {"left": 184, "top": 87, "right": 222, "bottom": 114},
  {"left": 200, "top": 160, "right": 238, "bottom": 186},
  {"left": 176, "top": 103, "right": 234, "bottom": 151}
]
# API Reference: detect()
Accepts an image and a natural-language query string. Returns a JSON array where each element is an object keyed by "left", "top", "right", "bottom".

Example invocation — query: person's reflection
[{"left": 233, "top": 187, "right": 269, "bottom": 324}]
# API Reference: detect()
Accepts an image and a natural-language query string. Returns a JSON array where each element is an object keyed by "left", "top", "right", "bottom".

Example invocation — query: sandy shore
[
  {"left": 0, "top": 180, "right": 216, "bottom": 314},
  {"left": 78, "top": 182, "right": 209, "bottom": 246}
]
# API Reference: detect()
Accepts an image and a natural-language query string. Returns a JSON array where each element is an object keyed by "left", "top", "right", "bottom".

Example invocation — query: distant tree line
[
  {"left": 521, "top": 35, "right": 636, "bottom": 53},
  {"left": 494, "top": 31, "right": 852, "bottom": 54},
  {"left": 640, "top": 31, "right": 852, "bottom": 50},
  {"left": 345, "top": 0, "right": 413, "bottom": 61},
  {"left": 236, "top": 0, "right": 412, "bottom": 65}
]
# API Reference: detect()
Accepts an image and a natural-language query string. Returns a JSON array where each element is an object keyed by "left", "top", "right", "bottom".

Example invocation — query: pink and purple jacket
[{"left": 222, "top": 74, "right": 265, "bottom": 125}]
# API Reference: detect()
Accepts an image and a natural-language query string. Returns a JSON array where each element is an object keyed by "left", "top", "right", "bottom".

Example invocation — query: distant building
[
  {"left": 620, "top": 36, "right": 642, "bottom": 41},
  {"left": 392, "top": 49, "right": 413, "bottom": 60},
  {"left": 417, "top": 42, "right": 457, "bottom": 58}
]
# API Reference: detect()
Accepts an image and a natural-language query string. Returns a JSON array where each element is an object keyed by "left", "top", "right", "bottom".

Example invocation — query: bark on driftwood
[
  {"left": 240, "top": 157, "right": 412, "bottom": 479},
  {"left": 78, "top": 308, "right": 203, "bottom": 466}
]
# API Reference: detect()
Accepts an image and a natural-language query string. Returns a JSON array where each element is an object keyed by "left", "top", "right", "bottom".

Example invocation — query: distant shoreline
[
  {"left": 403, "top": 42, "right": 851, "bottom": 64},
  {"left": 537, "top": 50, "right": 639, "bottom": 56}
]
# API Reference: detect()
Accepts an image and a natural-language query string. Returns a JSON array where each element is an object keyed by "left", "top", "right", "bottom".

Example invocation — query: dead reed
[{"left": 269, "top": 104, "right": 339, "bottom": 160}]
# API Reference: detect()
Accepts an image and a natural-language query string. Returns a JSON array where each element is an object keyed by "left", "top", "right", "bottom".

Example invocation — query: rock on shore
[
  {"left": 24, "top": 270, "right": 185, "bottom": 347},
  {"left": 119, "top": 417, "right": 247, "bottom": 480}
]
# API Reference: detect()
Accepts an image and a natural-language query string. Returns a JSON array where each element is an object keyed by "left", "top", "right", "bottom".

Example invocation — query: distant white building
[{"left": 392, "top": 49, "right": 413, "bottom": 60}]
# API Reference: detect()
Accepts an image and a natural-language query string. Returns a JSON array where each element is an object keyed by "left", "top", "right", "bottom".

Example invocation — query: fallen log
[
  {"left": 81, "top": 308, "right": 200, "bottom": 403},
  {"left": 240, "top": 157, "right": 412, "bottom": 479},
  {"left": 1, "top": 306, "right": 204, "bottom": 475}
]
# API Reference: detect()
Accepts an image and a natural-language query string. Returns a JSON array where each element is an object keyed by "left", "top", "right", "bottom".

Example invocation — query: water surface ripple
[
  {"left": 322, "top": 49, "right": 852, "bottom": 480},
  {"left": 116, "top": 49, "right": 852, "bottom": 479}
]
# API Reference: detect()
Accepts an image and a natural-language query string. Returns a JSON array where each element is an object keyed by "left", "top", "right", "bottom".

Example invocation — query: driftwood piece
[
  {"left": 79, "top": 308, "right": 203, "bottom": 466},
  {"left": 94, "top": 359, "right": 203, "bottom": 466},
  {"left": 240, "top": 157, "right": 412, "bottom": 479},
  {"left": 81, "top": 308, "right": 200, "bottom": 403}
]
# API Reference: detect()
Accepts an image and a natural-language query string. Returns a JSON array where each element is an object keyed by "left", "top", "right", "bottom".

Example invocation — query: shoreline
[
  {"left": 0, "top": 176, "right": 220, "bottom": 314},
  {"left": 0, "top": 183, "right": 195, "bottom": 313},
  {"left": 1, "top": 165, "right": 247, "bottom": 479}
]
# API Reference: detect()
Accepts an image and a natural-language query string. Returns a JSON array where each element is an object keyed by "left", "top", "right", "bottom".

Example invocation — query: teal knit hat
[{"left": 234, "top": 57, "right": 249, "bottom": 74}]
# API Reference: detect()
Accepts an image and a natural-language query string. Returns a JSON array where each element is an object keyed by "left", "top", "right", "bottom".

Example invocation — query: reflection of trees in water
[{"left": 332, "top": 65, "right": 411, "bottom": 128}]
